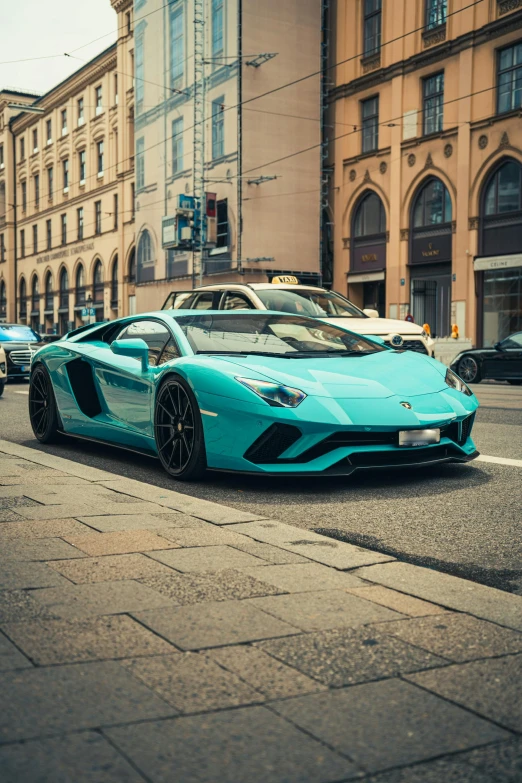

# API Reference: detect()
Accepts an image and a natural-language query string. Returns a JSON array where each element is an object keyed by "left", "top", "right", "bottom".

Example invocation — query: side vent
[
  {"left": 244, "top": 423, "right": 301, "bottom": 464},
  {"left": 65, "top": 359, "right": 102, "bottom": 418}
]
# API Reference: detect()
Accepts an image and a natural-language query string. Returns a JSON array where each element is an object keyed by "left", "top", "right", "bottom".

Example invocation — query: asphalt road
[{"left": 1, "top": 380, "right": 521, "bottom": 594}]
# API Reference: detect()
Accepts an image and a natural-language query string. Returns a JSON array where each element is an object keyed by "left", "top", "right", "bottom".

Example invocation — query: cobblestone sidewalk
[{"left": 0, "top": 438, "right": 521, "bottom": 782}]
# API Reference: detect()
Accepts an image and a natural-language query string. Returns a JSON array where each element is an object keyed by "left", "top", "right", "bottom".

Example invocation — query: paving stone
[
  {"left": 230, "top": 521, "right": 394, "bottom": 569},
  {"left": 76, "top": 513, "right": 204, "bottom": 532},
  {"left": 160, "top": 527, "right": 252, "bottom": 548},
  {"left": 1, "top": 538, "right": 87, "bottom": 561},
  {"left": 122, "top": 652, "right": 262, "bottom": 712},
  {"left": 0, "top": 661, "right": 175, "bottom": 743},
  {"left": 0, "top": 561, "right": 70, "bottom": 590},
  {"left": 15, "top": 501, "right": 168, "bottom": 521},
  {"left": 346, "top": 585, "right": 448, "bottom": 617},
  {"left": 31, "top": 580, "right": 175, "bottom": 619},
  {"left": 0, "top": 496, "right": 39, "bottom": 509},
  {"left": 149, "top": 544, "right": 267, "bottom": 572},
  {"left": 407, "top": 654, "right": 522, "bottom": 732},
  {"left": 378, "top": 613, "right": 522, "bottom": 662},
  {"left": 0, "top": 518, "right": 90, "bottom": 539},
  {"left": 46, "top": 553, "right": 177, "bottom": 584},
  {"left": 63, "top": 530, "right": 180, "bottom": 556},
  {"left": 0, "top": 509, "right": 25, "bottom": 522},
  {"left": 271, "top": 679, "right": 509, "bottom": 773},
  {"left": 106, "top": 706, "right": 358, "bottom": 782},
  {"left": 241, "top": 563, "right": 366, "bottom": 593},
  {"left": 257, "top": 625, "right": 446, "bottom": 687},
  {"left": 0, "top": 732, "right": 147, "bottom": 782},
  {"left": 230, "top": 540, "right": 309, "bottom": 564},
  {"left": 0, "top": 590, "right": 58, "bottom": 623},
  {"left": 0, "top": 630, "right": 32, "bottom": 671},
  {"left": 0, "top": 476, "right": 90, "bottom": 487},
  {"left": 139, "top": 569, "right": 282, "bottom": 605},
  {"left": 251, "top": 590, "right": 403, "bottom": 632},
  {"left": 23, "top": 487, "right": 139, "bottom": 505},
  {"left": 2, "top": 615, "right": 175, "bottom": 665},
  {"left": 134, "top": 600, "right": 299, "bottom": 650},
  {"left": 151, "top": 512, "right": 216, "bottom": 529},
  {"left": 209, "top": 645, "right": 327, "bottom": 699},
  {"left": 354, "top": 562, "right": 522, "bottom": 631}
]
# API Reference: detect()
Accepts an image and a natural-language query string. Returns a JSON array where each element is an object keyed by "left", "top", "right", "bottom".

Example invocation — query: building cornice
[
  {"left": 330, "top": 9, "right": 522, "bottom": 102},
  {"left": 111, "top": 0, "right": 132, "bottom": 12}
]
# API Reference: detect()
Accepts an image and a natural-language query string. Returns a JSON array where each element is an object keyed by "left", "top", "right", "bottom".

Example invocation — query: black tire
[
  {"left": 458, "top": 356, "right": 481, "bottom": 384},
  {"left": 154, "top": 375, "right": 207, "bottom": 481},
  {"left": 507, "top": 380, "right": 522, "bottom": 385},
  {"left": 29, "top": 364, "right": 62, "bottom": 443},
  {"left": 0, "top": 381, "right": 4, "bottom": 397}
]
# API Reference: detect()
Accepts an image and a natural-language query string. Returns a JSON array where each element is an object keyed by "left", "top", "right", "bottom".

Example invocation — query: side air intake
[
  {"left": 65, "top": 359, "right": 102, "bottom": 418},
  {"left": 244, "top": 424, "right": 302, "bottom": 464}
]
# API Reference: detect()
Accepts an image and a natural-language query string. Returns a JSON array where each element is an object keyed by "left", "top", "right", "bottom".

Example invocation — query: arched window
[
  {"left": 484, "top": 160, "right": 522, "bottom": 215},
  {"left": 353, "top": 192, "right": 386, "bottom": 238},
  {"left": 111, "top": 256, "right": 118, "bottom": 307},
  {"left": 137, "top": 229, "right": 155, "bottom": 283},
  {"left": 350, "top": 191, "right": 387, "bottom": 315},
  {"left": 412, "top": 177, "right": 452, "bottom": 227},
  {"left": 480, "top": 159, "right": 522, "bottom": 257},
  {"left": 0, "top": 280, "right": 6, "bottom": 319},
  {"left": 45, "top": 272, "right": 53, "bottom": 311},
  {"left": 93, "top": 259, "right": 103, "bottom": 303},
  {"left": 19, "top": 277, "right": 27, "bottom": 318},
  {"left": 59, "top": 268, "right": 69, "bottom": 309},
  {"left": 31, "top": 275, "right": 40, "bottom": 312},
  {"left": 76, "top": 264, "right": 85, "bottom": 306},
  {"left": 128, "top": 248, "right": 136, "bottom": 283}
]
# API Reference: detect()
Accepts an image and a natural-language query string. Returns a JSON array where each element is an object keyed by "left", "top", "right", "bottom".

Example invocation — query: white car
[
  {"left": 0, "top": 345, "right": 6, "bottom": 397},
  {"left": 162, "top": 280, "right": 434, "bottom": 355}
]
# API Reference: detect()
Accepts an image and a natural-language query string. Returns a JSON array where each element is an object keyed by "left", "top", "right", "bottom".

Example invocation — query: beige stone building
[
  {"left": 330, "top": 0, "right": 522, "bottom": 348},
  {"left": 0, "top": 0, "right": 135, "bottom": 332}
]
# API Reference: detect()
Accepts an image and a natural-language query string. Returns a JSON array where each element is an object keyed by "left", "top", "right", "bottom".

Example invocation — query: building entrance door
[
  {"left": 363, "top": 280, "right": 385, "bottom": 317},
  {"left": 411, "top": 273, "right": 451, "bottom": 337}
]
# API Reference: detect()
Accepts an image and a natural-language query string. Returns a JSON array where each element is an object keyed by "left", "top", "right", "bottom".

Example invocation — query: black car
[
  {"left": 0, "top": 324, "right": 44, "bottom": 381},
  {"left": 450, "top": 331, "right": 522, "bottom": 385}
]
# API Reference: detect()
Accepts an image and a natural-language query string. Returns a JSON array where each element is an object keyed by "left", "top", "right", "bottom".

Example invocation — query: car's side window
[
  {"left": 114, "top": 320, "right": 173, "bottom": 366},
  {"left": 222, "top": 292, "right": 254, "bottom": 310},
  {"left": 191, "top": 293, "right": 215, "bottom": 310},
  {"left": 501, "top": 333, "right": 522, "bottom": 350},
  {"left": 158, "top": 338, "right": 180, "bottom": 365}
]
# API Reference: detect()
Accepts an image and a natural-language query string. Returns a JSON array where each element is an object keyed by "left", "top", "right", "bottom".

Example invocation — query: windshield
[
  {"left": 176, "top": 313, "right": 385, "bottom": 357},
  {"left": 162, "top": 292, "right": 195, "bottom": 310},
  {"left": 256, "top": 288, "right": 366, "bottom": 319},
  {"left": 0, "top": 326, "right": 40, "bottom": 342}
]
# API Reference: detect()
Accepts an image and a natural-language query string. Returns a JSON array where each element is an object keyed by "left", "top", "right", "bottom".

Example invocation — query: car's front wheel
[
  {"left": 154, "top": 375, "right": 207, "bottom": 480},
  {"left": 458, "top": 356, "right": 481, "bottom": 384},
  {"left": 29, "top": 364, "right": 62, "bottom": 443}
]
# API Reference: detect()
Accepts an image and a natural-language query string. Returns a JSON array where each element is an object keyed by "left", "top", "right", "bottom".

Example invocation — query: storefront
[
  {"left": 348, "top": 192, "right": 386, "bottom": 315},
  {"left": 475, "top": 255, "right": 522, "bottom": 347}
]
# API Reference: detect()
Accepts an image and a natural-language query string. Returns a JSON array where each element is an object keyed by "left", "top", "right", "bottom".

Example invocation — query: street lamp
[{"left": 86, "top": 294, "right": 94, "bottom": 326}]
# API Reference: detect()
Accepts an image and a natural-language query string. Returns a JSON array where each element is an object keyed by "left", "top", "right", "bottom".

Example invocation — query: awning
[
  {"left": 474, "top": 254, "right": 522, "bottom": 271},
  {"left": 347, "top": 270, "right": 385, "bottom": 284}
]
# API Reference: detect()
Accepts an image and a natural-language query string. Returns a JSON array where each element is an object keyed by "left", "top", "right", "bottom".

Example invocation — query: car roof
[{"left": 189, "top": 283, "right": 327, "bottom": 293}]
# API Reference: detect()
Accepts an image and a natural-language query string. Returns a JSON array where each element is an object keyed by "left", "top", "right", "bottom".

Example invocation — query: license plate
[{"left": 398, "top": 429, "right": 440, "bottom": 447}]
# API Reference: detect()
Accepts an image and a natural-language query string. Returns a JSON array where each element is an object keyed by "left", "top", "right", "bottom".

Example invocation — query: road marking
[
  {"left": 477, "top": 454, "right": 522, "bottom": 468},
  {"left": 14, "top": 391, "right": 29, "bottom": 395}
]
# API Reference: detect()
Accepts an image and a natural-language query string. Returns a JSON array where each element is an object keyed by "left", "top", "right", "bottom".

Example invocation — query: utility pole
[{"left": 192, "top": 0, "right": 206, "bottom": 287}]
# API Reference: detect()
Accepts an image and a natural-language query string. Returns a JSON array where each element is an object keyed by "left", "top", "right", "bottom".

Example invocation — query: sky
[{"left": 0, "top": 0, "right": 117, "bottom": 96}]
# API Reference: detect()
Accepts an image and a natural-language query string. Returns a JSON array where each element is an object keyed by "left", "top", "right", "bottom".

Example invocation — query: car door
[
  {"left": 220, "top": 291, "right": 256, "bottom": 310},
  {"left": 183, "top": 291, "right": 220, "bottom": 310},
  {"left": 498, "top": 332, "right": 522, "bottom": 379}
]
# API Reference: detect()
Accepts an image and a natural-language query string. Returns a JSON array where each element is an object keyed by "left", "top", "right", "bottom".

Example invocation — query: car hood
[
  {"left": 321, "top": 317, "right": 425, "bottom": 337},
  {"left": 217, "top": 350, "right": 448, "bottom": 399},
  {"left": 1, "top": 341, "right": 44, "bottom": 353}
]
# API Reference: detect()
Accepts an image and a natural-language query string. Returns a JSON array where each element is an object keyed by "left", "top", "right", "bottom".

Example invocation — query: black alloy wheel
[
  {"left": 29, "top": 365, "right": 62, "bottom": 443},
  {"left": 154, "top": 376, "right": 206, "bottom": 480},
  {"left": 458, "top": 356, "right": 481, "bottom": 384}
]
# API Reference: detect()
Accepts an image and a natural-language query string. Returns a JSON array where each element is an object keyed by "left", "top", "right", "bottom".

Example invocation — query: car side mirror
[
  {"left": 111, "top": 338, "right": 149, "bottom": 371},
  {"left": 494, "top": 341, "right": 503, "bottom": 351},
  {"left": 363, "top": 308, "right": 380, "bottom": 318}
]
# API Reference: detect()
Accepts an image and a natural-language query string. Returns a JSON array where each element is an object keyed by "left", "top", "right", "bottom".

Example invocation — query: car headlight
[
  {"left": 237, "top": 377, "right": 307, "bottom": 407},
  {"left": 445, "top": 368, "right": 472, "bottom": 396},
  {"left": 0, "top": 362, "right": 5, "bottom": 373}
]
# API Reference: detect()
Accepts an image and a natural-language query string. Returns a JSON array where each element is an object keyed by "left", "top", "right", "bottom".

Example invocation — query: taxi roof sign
[{"left": 271, "top": 275, "right": 299, "bottom": 284}]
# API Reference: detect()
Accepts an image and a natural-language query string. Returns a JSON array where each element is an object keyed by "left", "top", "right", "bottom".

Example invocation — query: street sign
[{"left": 81, "top": 308, "right": 96, "bottom": 317}]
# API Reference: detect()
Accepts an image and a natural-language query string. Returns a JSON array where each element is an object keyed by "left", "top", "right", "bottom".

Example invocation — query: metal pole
[{"left": 193, "top": 0, "right": 205, "bottom": 286}]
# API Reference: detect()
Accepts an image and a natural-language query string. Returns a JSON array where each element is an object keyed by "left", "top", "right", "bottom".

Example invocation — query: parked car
[
  {"left": 0, "top": 324, "right": 44, "bottom": 381},
  {"left": 162, "top": 279, "right": 435, "bottom": 355},
  {"left": 451, "top": 331, "right": 522, "bottom": 385},
  {"left": 0, "top": 345, "right": 6, "bottom": 396},
  {"left": 29, "top": 309, "right": 478, "bottom": 481},
  {"left": 40, "top": 334, "right": 64, "bottom": 344}
]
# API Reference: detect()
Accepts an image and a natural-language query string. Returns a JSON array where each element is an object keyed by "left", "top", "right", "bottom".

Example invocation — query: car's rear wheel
[
  {"left": 154, "top": 375, "right": 207, "bottom": 480},
  {"left": 458, "top": 356, "right": 481, "bottom": 384},
  {"left": 29, "top": 364, "right": 62, "bottom": 443}
]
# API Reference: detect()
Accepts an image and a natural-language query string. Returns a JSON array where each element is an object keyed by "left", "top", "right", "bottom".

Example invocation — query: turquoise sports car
[{"left": 28, "top": 310, "right": 479, "bottom": 480}]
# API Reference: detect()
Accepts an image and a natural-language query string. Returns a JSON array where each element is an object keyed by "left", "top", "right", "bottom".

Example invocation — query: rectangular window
[
  {"left": 212, "top": 97, "right": 225, "bottom": 159},
  {"left": 95, "top": 201, "right": 102, "bottom": 235},
  {"left": 361, "top": 96, "right": 379, "bottom": 153},
  {"left": 136, "top": 34, "right": 144, "bottom": 113},
  {"left": 131, "top": 181, "right": 135, "bottom": 218},
  {"left": 0, "top": 234, "right": 5, "bottom": 262},
  {"left": 77, "top": 207, "right": 84, "bottom": 240},
  {"left": 363, "top": 0, "right": 382, "bottom": 56},
  {"left": 61, "top": 214, "right": 67, "bottom": 246},
  {"left": 172, "top": 117, "right": 184, "bottom": 174},
  {"left": 136, "top": 137, "right": 145, "bottom": 189},
  {"left": 46, "top": 119, "right": 52, "bottom": 143},
  {"left": 32, "top": 128, "right": 38, "bottom": 153},
  {"left": 46, "top": 219, "right": 52, "bottom": 250},
  {"left": 169, "top": 3, "right": 184, "bottom": 87},
  {"left": 48, "top": 166, "right": 53, "bottom": 199},
  {"left": 21, "top": 181, "right": 27, "bottom": 212},
  {"left": 95, "top": 85, "right": 103, "bottom": 115},
  {"left": 63, "top": 158, "right": 69, "bottom": 190},
  {"left": 78, "top": 97, "right": 84, "bottom": 126},
  {"left": 20, "top": 137, "right": 25, "bottom": 160},
  {"left": 212, "top": 0, "right": 224, "bottom": 60},
  {"left": 216, "top": 199, "right": 228, "bottom": 247},
  {"left": 0, "top": 143, "right": 4, "bottom": 168},
  {"left": 497, "top": 42, "right": 522, "bottom": 115},
  {"left": 126, "top": 11, "right": 131, "bottom": 34},
  {"left": 97, "top": 141, "right": 104, "bottom": 175},
  {"left": 113, "top": 194, "right": 118, "bottom": 229},
  {"left": 425, "top": 0, "right": 447, "bottom": 30},
  {"left": 114, "top": 73, "right": 118, "bottom": 104},
  {"left": 20, "top": 229, "right": 25, "bottom": 258},
  {"left": 423, "top": 72, "right": 444, "bottom": 135},
  {"left": 34, "top": 174, "right": 40, "bottom": 210},
  {"left": 33, "top": 224, "right": 38, "bottom": 255},
  {"left": 61, "top": 109, "right": 67, "bottom": 135},
  {"left": 79, "top": 150, "right": 86, "bottom": 183}
]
